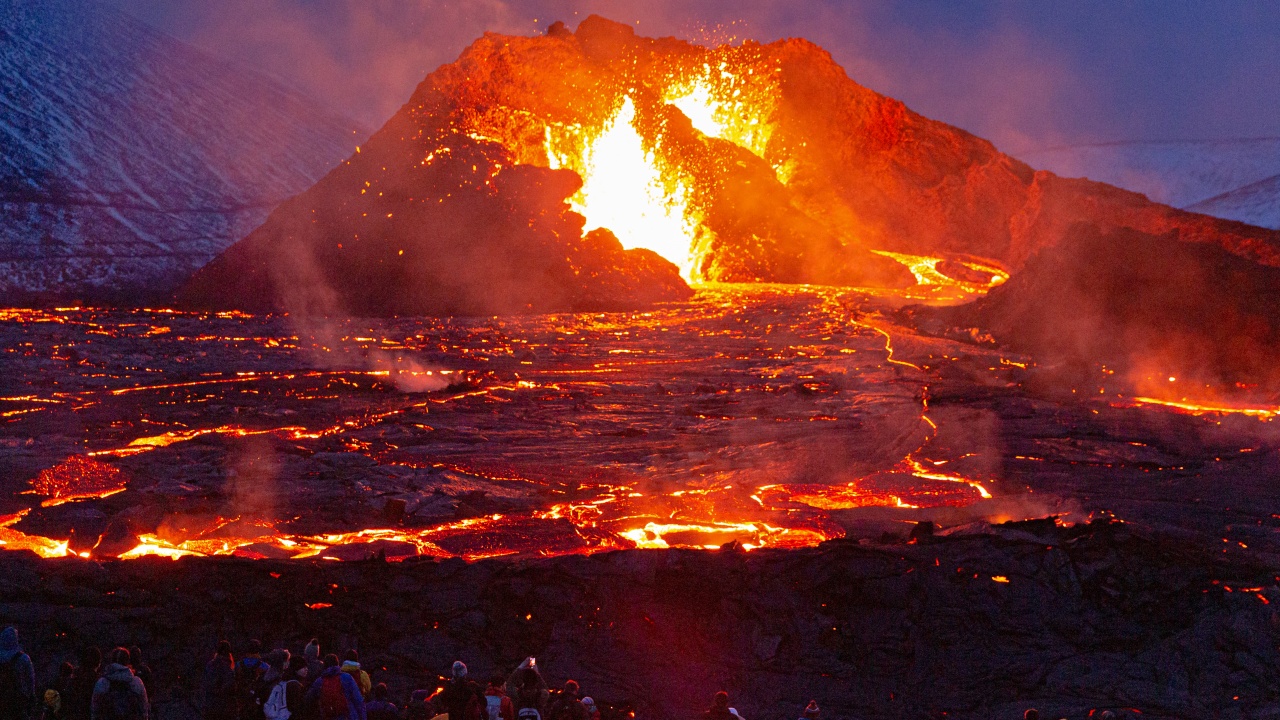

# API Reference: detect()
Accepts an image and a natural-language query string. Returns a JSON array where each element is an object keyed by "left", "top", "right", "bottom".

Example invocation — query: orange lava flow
[
  {"left": 1129, "top": 396, "right": 1279, "bottom": 420},
  {"left": 25, "top": 456, "right": 127, "bottom": 507},
  {"left": 0, "top": 511, "right": 73, "bottom": 558}
]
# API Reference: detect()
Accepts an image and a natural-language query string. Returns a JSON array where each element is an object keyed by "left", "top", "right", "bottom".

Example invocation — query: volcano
[{"left": 179, "top": 17, "right": 1280, "bottom": 394}]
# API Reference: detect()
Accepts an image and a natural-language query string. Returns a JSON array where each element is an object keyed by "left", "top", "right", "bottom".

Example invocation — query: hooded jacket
[
  {"left": 305, "top": 666, "right": 365, "bottom": 720},
  {"left": 0, "top": 628, "right": 36, "bottom": 720},
  {"left": 339, "top": 661, "right": 371, "bottom": 697},
  {"left": 483, "top": 687, "right": 514, "bottom": 720},
  {"left": 90, "top": 663, "right": 149, "bottom": 720}
]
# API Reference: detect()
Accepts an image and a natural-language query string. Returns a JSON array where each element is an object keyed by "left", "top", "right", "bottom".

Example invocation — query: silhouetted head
[
  {"left": 373, "top": 683, "right": 389, "bottom": 701},
  {"left": 713, "top": 692, "right": 729, "bottom": 709},
  {"left": 59, "top": 661, "right": 74, "bottom": 679},
  {"left": 803, "top": 701, "right": 820, "bottom": 719},
  {"left": 324, "top": 654, "right": 340, "bottom": 669},
  {"left": 452, "top": 661, "right": 467, "bottom": 679},
  {"left": 78, "top": 646, "right": 102, "bottom": 672},
  {"left": 0, "top": 628, "right": 19, "bottom": 661},
  {"left": 110, "top": 647, "right": 131, "bottom": 666},
  {"left": 246, "top": 639, "right": 262, "bottom": 655},
  {"left": 344, "top": 649, "right": 359, "bottom": 663},
  {"left": 216, "top": 641, "right": 232, "bottom": 657},
  {"left": 564, "top": 680, "right": 579, "bottom": 696},
  {"left": 489, "top": 674, "right": 505, "bottom": 690},
  {"left": 1024, "top": 711, "right": 1039, "bottom": 720}
]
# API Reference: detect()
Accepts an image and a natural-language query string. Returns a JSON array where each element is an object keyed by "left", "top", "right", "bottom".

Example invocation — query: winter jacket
[
  {"left": 482, "top": 689, "right": 513, "bottom": 720},
  {"left": 546, "top": 694, "right": 588, "bottom": 720},
  {"left": 0, "top": 627, "right": 35, "bottom": 720},
  {"left": 302, "top": 645, "right": 324, "bottom": 686},
  {"left": 202, "top": 655, "right": 237, "bottom": 720},
  {"left": 439, "top": 678, "right": 481, "bottom": 720},
  {"left": 338, "top": 663, "right": 370, "bottom": 698},
  {"left": 304, "top": 667, "right": 365, "bottom": 720},
  {"left": 503, "top": 670, "right": 546, "bottom": 719},
  {"left": 90, "top": 664, "right": 149, "bottom": 720},
  {"left": 364, "top": 700, "right": 398, "bottom": 720}
]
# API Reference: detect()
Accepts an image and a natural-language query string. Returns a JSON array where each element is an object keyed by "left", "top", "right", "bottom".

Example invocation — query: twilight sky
[{"left": 113, "top": 0, "right": 1280, "bottom": 153}]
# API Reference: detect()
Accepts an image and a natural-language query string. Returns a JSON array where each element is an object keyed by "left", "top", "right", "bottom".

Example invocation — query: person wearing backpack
[
  {"left": 89, "top": 648, "right": 148, "bottom": 720},
  {"left": 303, "top": 655, "right": 364, "bottom": 720},
  {"left": 0, "top": 627, "right": 36, "bottom": 720},
  {"left": 482, "top": 675, "right": 512, "bottom": 720},
  {"left": 438, "top": 662, "right": 481, "bottom": 720},
  {"left": 546, "top": 681, "right": 586, "bottom": 720},
  {"left": 261, "top": 652, "right": 297, "bottom": 720},
  {"left": 503, "top": 660, "right": 546, "bottom": 720},
  {"left": 338, "top": 653, "right": 370, "bottom": 699}
]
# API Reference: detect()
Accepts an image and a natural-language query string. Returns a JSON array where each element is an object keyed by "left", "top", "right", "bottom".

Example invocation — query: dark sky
[{"left": 113, "top": 0, "right": 1280, "bottom": 153}]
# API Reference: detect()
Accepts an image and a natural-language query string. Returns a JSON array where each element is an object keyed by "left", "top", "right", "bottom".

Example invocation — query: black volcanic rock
[
  {"left": 954, "top": 223, "right": 1280, "bottom": 388},
  {"left": 0, "top": 0, "right": 363, "bottom": 303},
  {"left": 178, "top": 131, "right": 691, "bottom": 315},
  {"left": 2, "top": 521, "right": 1279, "bottom": 720}
]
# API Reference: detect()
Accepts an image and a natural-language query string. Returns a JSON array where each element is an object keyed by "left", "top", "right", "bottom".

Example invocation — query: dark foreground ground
[{"left": 3, "top": 518, "right": 1280, "bottom": 720}]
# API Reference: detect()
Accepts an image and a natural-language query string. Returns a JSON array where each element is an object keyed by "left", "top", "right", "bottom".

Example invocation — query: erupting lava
[
  {"left": 548, "top": 95, "right": 696, "bottom": 276},
  {"left": 541, "top": 63, "right": 782, "bottom": 279}
]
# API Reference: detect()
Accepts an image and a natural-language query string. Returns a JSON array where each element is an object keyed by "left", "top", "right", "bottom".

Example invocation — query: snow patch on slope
[
  {"left": 1019, "top": 138, "right": 1280, "bottom": 229},
  {"left": 0, "top": 0, "right": 365, "bottom": 301}
]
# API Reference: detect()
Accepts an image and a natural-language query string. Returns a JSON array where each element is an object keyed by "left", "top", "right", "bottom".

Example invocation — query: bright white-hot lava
[{"left": 548, "top": 97, "right": 696, "bottom": 277}]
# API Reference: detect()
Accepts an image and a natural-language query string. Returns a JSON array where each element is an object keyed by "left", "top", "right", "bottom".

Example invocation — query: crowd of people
[
  {"left": 0, "top": 627, "right": 796, "bottom": 720},
  {"left": 1, "top": 625, "right": 1124, "bottom": 720},
  {"left": 1, "top": 627, "right": 154, "bottom": 720}
]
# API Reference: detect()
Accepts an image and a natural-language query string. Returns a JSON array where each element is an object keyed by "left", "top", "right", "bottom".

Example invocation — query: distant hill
[
  {"left": 0, "top": 0, "right": 365, "bottom": 303},
  {"left": 1189, "top": 173, "right": 1280, "bottom": 230},
  {"left": 1020, "top": 138, "right": 1280, "bottom": 229}
]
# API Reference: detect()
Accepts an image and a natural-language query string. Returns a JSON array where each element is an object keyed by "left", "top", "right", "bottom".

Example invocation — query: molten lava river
[{"left": 2, "top": 284, "right": 1279, "bottom": 562}]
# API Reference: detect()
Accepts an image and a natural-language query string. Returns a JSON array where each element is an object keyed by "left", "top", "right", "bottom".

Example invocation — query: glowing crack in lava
[
  {"left": 548, "top": 96, "right": 696, "bottom": 277},
  {"left": 0, "top": 288, "right": 1020, "bottom": 562}
]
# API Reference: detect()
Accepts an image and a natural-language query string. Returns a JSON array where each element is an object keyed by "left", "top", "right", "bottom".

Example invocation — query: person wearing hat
[
  {"left": 439, "top": 661, "right": 482, "bottom": 720},
  {"left": 798, "top": 701, "right": 820, "bottom": 720},
  {"left": 579, "top": 698, "right": 599, "bottom": 720}
]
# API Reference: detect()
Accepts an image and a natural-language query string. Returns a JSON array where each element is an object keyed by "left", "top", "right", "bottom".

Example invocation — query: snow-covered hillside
[
  {"left": 1020, "top": 138, "right": 1280, "bottom": 229},
  {"left": 1189, "top": 173, "right": 1280, "bottom": 230},
  {"left": 0, "top": 0, "right": 364, "bottom": 302}
]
